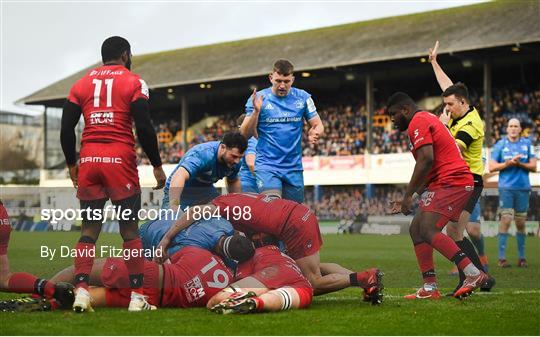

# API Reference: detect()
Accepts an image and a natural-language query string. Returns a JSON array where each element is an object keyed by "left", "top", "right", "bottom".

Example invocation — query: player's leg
[
  {"left": 50, "top": 258, "right": 108, "bottom": 287},
  {"left": 497, "top": 189, "right": 513, "bottom": 267},
  {"left": 417, "top": 210, "right": 487, "bottom": 298},
  {"left": 514, "top": 190, "right": 530, "bottom": 267},
  {"left": 281, "top": 171, "right": 305, "bottom": 203},
  {"left": 405, "top": 213, "right": 439, "bottom": 299},
  {"left": 256, "top": 170, "right": 283, "bottom": 198},
  {"left": 218, "top": 287, "right": 312, "bottom": 314},
  {"left": 72, "top": 198, "right": 106, "bottom": 312},
  {"left": 207, "top": 276, "right": 268, "bottom": 309},
  {"left": 320, "top": 262, "right": 353, "bottom": 275},
  {"left": 113, "top": 193, "right": 155, "bottom": 311},
  {"left": 466, "top": 201, "right": 488, "bottom": 270},
  {"left": 0, "top": 203, "right": 57, "bottom": 301}
]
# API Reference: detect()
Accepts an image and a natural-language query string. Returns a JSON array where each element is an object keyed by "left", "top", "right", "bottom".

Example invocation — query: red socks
[
  {"left": 123, "top": 238, "right": 145, "bottom": 294},
  {"left": 74, "top": 242, "right": 95, "bottom": 289},
  {"left": 7, "top": 272, "right": 55, "bottom": 298},
  {"left": 431, "top": 233, "right": 472, "bottom": 270},
  {"left": 413, "top": 242, "right": 436, "bottom": 283},
  {"left": 0, "top": 204, "right": 11, "bottom": 255}
]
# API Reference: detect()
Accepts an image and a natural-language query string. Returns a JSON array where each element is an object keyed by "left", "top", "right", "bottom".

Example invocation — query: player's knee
[{"left": 499, "top": 209, "right": 514, "bottom": 223}]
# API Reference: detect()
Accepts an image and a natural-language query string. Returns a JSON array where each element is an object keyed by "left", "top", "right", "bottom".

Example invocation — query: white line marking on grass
[{"left": 316, "top": 290, "right": 540, "bottom": 301}]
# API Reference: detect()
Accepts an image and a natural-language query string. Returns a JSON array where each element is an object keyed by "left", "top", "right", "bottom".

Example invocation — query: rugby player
[
  {"left": 0, "top": 201, "right": 74, "bottom": 310},
  {"left": 60, "top": 36, "right": 166, "bottom": 312},
  {"left": 240, "top": 59, "right": 324, "bottom": 203},
  {"left": 387, "top": 92, "right": 488, "bottom": 299},
  {"left": 162, "top": 132, "right": 247, "bottom": 210},
  {"left": 208, "top": 245, "right": 313, "bottom": 314},
  {"left": 155, "top": 193, "right": 384, "bottom": 303},
  {"left": 428, "top": 41, "right": 494, "bottom": 293},
  {"left": 489, "top": 118, "right": 537, "bottom": 268}
]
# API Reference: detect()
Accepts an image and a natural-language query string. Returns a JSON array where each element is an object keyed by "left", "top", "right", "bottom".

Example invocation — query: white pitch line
[{"left": 316, "top": 290, "right": 540, "bottom": 301}]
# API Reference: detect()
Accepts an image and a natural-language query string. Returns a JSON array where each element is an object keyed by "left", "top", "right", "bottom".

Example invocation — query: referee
[{"left": 428, "top": 41, "right": 494, "bottom": 294}]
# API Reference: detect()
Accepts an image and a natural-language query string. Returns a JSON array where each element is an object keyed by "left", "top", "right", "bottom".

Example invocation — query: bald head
[{"left": 506, "top": 118, "right": 522, "bottom": 141}]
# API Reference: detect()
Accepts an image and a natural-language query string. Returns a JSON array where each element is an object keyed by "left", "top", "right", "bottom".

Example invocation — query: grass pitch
[{"left": 1, "top": 231, "right": 539, "bottom": 335}]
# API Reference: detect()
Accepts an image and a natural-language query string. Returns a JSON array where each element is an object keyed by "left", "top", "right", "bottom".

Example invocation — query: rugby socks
[
  {"left": 350, "top": 271, "right": 370, "bottom": 288},
  {"left": 7, "top": 273, "right": 55, "bottom": 298},
  {"left": 0, "top": 205, "right": 11, "bottom": 255},
  {"left": 455, "top": 238, "right": 485, "bottom": 283},
  {"left": 253, "top": 297, "right": 264, "bottom": 312},
  {"left": 470, "top": 234, "right": 485, "bottom": 256},
  {"left": 498, "top": 232, "right": 509, "bottom": 260},
  {"left": 74, "top": 236, "right": 96, "bottom": 289},
  {"left": 516, "top": 232, "right": 526, "bottom": 259},
  {"left": 123, "top": 238, "right": 145, "bottom": 294},
  {"left": 430, "top": 233, "right": 475, "bottom": 273},
  {"left": 413, "top": 242, "right": 436, "bottom": 284}
]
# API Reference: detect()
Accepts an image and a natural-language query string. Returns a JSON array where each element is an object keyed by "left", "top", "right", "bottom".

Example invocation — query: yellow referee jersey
[{"left": 449, "top": 107, "right": 485, "bottom": 175}]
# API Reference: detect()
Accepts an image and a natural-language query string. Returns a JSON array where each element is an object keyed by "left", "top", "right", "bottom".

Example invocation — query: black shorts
[{"left": 463, "top": 174, "right": 483, "bottom": 214}]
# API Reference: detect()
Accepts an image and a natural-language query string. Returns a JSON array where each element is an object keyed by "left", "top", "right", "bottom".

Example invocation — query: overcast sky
[{"left": 1, "top": 0, "right": 485, "bottom": 115}]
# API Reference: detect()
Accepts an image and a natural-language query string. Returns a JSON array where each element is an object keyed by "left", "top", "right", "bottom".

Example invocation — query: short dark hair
[
  {"left": 386, "top": 92, "right": 416, "bottom": 111},
  {"left": 222, "top": 234, "right": 255, "bottom": 263},
  {"left": 101, "top": 36, "right": 131, "bottom": 63},
  {"left": 222, "top": 131, "right": 248, "bottom": 153},
  {"left": 236, "top": 113, "right": 246, "bottom": 127},
  {"left": 273, "top": 59, "right": 294, "bottom": 75},
  {"left": 442, "top": 82, "right": 470, "bottom": 103}
]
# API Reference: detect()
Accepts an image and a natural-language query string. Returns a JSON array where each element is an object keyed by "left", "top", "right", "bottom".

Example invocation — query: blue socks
[
  {"left": 516, "top": 232, "right": 526, "bottom": 259},
  {"left": 498, "top": 232, "right": 509, "bottom": 260}
]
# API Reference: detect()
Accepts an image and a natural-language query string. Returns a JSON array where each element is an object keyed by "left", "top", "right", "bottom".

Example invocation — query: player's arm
[
  {"left": 428, "top": 41, "right": 454, "bottom": 91},
  {"left": 488, "top": 141, "right": 513, "bottom": 172},
  {"left": 131, "top": 98, "right": 166, "bottom": 189},
  {"left": 515, "top": 155, "right": 537, "bottom": 172},
  {"left": 226, "top": 177, "right": 242, "bottom": 193},
  {"left": 154, "top": 203, "right": 217, "bottom": 263},
  {"left": 245, "top": 153, "right": 256, "bottom": 174},
  {"left": 240, "top": 89, "right": 263, "bottom": 139},
  {"left": 307, "top": 115, "right": 324, "bottom": 145},
  {"left": 60, "top": 100, "right": 82, "bottom": 188},
  {"left": 402, "top": 145, "right": 434, "bottom": 214},
  {"left": 168, "top": 167, "right": 190, "bottom": 209}
]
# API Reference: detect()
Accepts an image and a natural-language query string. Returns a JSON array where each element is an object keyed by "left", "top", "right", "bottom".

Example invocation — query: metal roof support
[
  {"left": 366, "top": 73, "right": 374, "bottom": 154},
  {"left": 181, "top": 95, "right": 188, "bottom": 154},
  {"left": 483, "top": 61, "right": 492, "bottom": 146}
]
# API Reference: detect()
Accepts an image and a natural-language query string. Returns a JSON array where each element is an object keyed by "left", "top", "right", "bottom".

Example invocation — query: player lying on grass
[
  {"left": 208, "top": 245, "right": 313, "bottom": 314},
  {"left": 387, "top": 92, "right": 488, "bottom": 300},
  {"left": 0, "top": 202, "right": 254, "bottom": 311},
  {"left": 0, "top": 201, "right": 75, "bottom": 310},
  {"left": 155, "top": 193, "right": 383, "bottom": 304}
]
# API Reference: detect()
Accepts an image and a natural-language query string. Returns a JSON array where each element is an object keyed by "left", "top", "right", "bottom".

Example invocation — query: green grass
[{"left": 1, "top": 232, "right": 539, "bottom": 335}]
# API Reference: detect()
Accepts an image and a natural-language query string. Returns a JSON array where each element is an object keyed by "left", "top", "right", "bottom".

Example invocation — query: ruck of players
[{"left": 0, "top": 35, "right": 536, "bottom": 315}]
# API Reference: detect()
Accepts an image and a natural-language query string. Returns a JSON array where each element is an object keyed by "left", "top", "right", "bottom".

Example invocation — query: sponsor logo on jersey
[
  {"left": 184, "top": 276, "right": 205, "bottom": 303},
  {"left": 80, "top": 156, "right": 122, "bottom": 164},
  {"left": 90, "top": 112, "right": 114, "bottom": 125},
  {"left": 265, "top": 103, "right": 274, "bottom": 110},
  {"left": 295, "top": 99, "right": 305, "bottom": 109}
]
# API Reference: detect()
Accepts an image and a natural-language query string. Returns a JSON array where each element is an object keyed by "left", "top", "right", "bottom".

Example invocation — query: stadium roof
[{"left": 19, "top": 0, "right": 540, "bottom": 105}]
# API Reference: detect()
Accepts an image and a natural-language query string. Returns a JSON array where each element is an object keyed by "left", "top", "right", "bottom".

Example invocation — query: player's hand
[
  {"left": 439, "top": 106, "right": 451, "bottom": 125},
  {"left": 251, "top": 89, "right": 263, "bottom": 113},
  {"left": 388, "top": 199, "right": 402, "bottom": 215},
  {"left": 308, "top": 127, "right": 320, "bottom": 144},
  {"left": 401, "top": 196, "right": 413, "bottom": 215},
  {"left": 511, "top": 154, "right": 522, "bottom": 163},
  {"left": 504, "top": 159, "right": 516, "bottom": 168},
  {"left": 154, "top": 238, "right": 170, "bottom": 264},
  {"left": 153, "top": 166, "right": 167, "bottom": 190},
  {"left": 68, "top": 164, "right": 78, "bottom": 188},
  {"left": 428, "top": 40, "right": 439, "bottom": 63}
]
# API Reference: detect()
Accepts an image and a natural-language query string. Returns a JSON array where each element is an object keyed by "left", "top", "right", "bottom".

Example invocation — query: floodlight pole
[
  {"left": 366, "top": 73, "right": 374, "bottom": 154},
  {"left": 483, "top": 61, "right": 492, "bottom": 147},
  {"left": 181, "top": 95, "right": 188, "bottom": 153}
]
